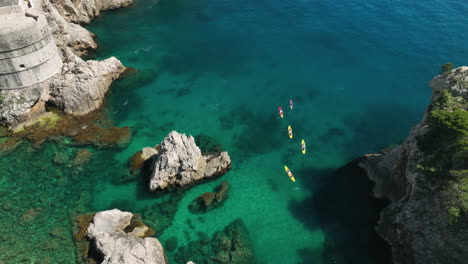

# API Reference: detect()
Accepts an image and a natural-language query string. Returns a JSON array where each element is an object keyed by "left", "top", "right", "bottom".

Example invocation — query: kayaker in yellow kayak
[
  {"left": 284, "top": 165, "right": 296, "bottom": 182},
  {"left": 301, "top": 139, "right": 306, "bottom": 154},
  {"left": 288, "top": 125, "right": 293, "bottom": 139}
]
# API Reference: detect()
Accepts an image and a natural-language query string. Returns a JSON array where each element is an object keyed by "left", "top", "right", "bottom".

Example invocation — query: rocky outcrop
[
  {"left": 48, "top": 55, "right": 124, "bottom": 115},
  {"left": 86, "top": 209, "right": 167, "bottom": 264},
  {"left": 50, "top": 0, "right": 133, "bottom": 24},
  {"left": 41, "top": 0, "right": 97, "bottom": 57},
  {"left": 148, "top": 131, "right": 232, "bottom": 191},
  {"left": 360, "top": 67, "right": 468, "bottom": 264},
  {"left": 0, "top": 0, "right": 130, "bottom": 128}
]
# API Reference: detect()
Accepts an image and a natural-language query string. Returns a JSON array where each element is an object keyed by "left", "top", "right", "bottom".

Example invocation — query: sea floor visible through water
[{"left": 2, "top": 0, "right": 468, "bottom": 263}]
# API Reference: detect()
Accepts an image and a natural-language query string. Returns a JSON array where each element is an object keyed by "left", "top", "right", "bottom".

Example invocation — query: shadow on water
[
  {"left": 220, "top": 106, "right": 285, "bottom": 161},
  {"left": 289, "top": 161, "right": 391, "bottom": 264},
  {"left": 342, "top": 104, "right": 421, "bottom": 158},
  {"left": 106, "top": 68, "right": 158, "bottom": 123}
]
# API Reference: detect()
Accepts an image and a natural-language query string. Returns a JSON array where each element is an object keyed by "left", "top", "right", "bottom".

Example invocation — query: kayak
[
  {"left": 284, "top": 165, "right": 296, "bottom": 182},
  {"left": 301, "top": 139, "right": 306, "bottom": 154},
  {"left": 278, "top": 106, "right": 284, "bottom": 118},
  {"left": 288, "top": 125, "right": 293, "bottom": 139},
  {"left": 289, "top": 99, "right": 293, "bottom": 110}
]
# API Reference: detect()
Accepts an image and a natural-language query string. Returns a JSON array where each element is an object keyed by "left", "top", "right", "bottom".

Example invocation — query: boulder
[
  {"left": 148, "top": 131, "right": 231, "bottom": 191},
  {"left": 86, "top": 209, "right": 167, "bottom": 264},
  {"left": 129, "top": 147, "right": 158, "bottom": 175},
  {"left": 189, "top": 181, "right": 230, "bottom": 213},
  {"left": 174, "top": 219, "right": 254, "bottom": 264}
]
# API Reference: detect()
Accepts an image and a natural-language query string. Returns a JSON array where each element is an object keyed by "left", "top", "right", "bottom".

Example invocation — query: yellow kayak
[
  {"left": 284, "top": 165, "right": 296, "bottom": 182},
  {"left": 301, "top": 139, "right": 306, "bottom": 155},
  {"left": 288, "top": 125, "right": 293, "bottom": 139}
]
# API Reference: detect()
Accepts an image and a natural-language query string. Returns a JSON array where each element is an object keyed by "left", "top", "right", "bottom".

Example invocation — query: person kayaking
[
  {"left": 278, "top": 106, "right": 284, "bottom": 118},
  {"left": 301, "top": 139, "right": 306, "bottom": 154},
  {"left": 289, "top": 99, "right": 293, "bottom": 110},
  {"left": 284, "top": 165, "right": 296, "bottom": 182},
  {"left": 288, "top": 125, "right": 293, "bottom": 139}
]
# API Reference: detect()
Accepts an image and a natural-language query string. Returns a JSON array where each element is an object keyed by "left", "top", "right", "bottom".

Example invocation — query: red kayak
[{"left": 278, "top": 106, "right": 284, "bottom": 118}]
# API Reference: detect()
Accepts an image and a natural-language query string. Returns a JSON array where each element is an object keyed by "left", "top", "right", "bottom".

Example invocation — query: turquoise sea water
[{"left": 2, "top": 0, "right": 468, "bottom": 263}]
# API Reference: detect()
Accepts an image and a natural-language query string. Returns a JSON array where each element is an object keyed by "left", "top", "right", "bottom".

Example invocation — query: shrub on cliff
[
  {"left": 430, "top": 108, "right": 468, "bottom": 136},
  {"left": 416, "top": 89, "right": 468, "bottom": 227},
  {"left": 440, "top": 62, "right": 454, "bottom": 74}
]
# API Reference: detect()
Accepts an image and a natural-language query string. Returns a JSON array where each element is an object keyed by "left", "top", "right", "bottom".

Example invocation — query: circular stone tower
[{"left": 0, "top": 0, "right": 62, "bottom": 90}]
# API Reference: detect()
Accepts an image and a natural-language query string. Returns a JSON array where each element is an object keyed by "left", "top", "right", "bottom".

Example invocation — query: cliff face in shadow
[
  {"left": 360, "top": 67, "right": 468, "bottom": 264},
  {"left": 289, "top": 164, "right": 391, "bottom": 264}
]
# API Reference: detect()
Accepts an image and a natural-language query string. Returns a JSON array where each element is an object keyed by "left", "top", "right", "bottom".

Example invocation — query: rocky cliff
[
  {"left": 360, "top": 67, "right": 468, "bottom": 264},
  {"left": 0, "top": 0, "right": 133, "bottom": 128}
]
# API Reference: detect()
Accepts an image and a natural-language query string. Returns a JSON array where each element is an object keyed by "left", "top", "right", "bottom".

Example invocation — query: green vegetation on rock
[
  {"left": 440, "top": 62, "right": 454, "bottom": 75},
  {"left": 416, "top": 88, "right": 468, "bottom": 227}
]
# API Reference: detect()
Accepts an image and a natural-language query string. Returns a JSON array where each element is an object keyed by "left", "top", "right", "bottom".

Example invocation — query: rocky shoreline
[
  {"left": 0, "top": 0, "right": 132, "bottom": 129},
  {"left": 4, "top": 1, "right": 465, "bottom": 264},
  {"left": 359, "top": 67, "right": 468, "bottom": 264},
  {"left": 1, "top": 2, "right": 246, "bottom": 263}
]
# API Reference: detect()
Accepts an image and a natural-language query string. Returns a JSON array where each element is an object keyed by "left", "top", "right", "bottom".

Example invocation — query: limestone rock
[
  {"left": 50, "top": 0, "right": 134, "bottom": 24},
  {"left": 0, "top": 1, "right": 130, "bottom": 128},
  {"left": 0, "top": 86, "right": 45, "bottom": 127},
  {"left": 87, "top": 209, "right": 167, "bottom": 264},
  {"left": 205, "top": 152, "right": 231, "bottom": 178},
  {"left": 148, "top": 131, "right": 232, "bottom": 191},
  {"left": 142, "top": 147, "right": 159, "bottom": 160},
  {"left": 87, "top": 209, "right": 133, "bottom": 235},
  {"left": 41, "top": 0, "right": 97, "bottom": 57},
  {"left": 48, "top": 55, "right": 125, "bottom": 115}
]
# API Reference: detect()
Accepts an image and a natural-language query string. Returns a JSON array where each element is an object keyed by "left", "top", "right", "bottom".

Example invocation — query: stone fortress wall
[{"left": 0, "top": 0, "right": 62, "bottom": 90}]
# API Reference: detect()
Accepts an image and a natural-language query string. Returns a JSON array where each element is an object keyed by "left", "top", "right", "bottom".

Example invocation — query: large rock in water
[
  {"left": 149, "top": 131, "right": 231, "bottom": 191},
  {"left": 86, "top": 209, "right": 167, "bottom": 264}
]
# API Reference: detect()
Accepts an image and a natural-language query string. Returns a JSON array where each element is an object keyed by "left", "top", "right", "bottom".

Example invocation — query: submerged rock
[
  {"left": 140, "top": 192, "right": 184, "bottom": 236},
  {"left": 86, "top": 209, "right": 167, "bottom": 264},
  {"left": 194, "top": 133, "right": 223, "bottom": 155},
  {"left": 148, "top": 131, "right": 231, "bottom": 191},
  {"left": 174, "top": 219, "right": 255, "bottom": 264},
  {"left": 10, "top": 108, "right": 131, "bottom": 149},
  {"left": 129, "top": 147, "right": 158, "bottom": 175},
  {"left": 112, "top": 147, "right": 158, "bottom": 184},
  {"left": 189, "top": 181, "right": 230, "bottom": 213},
  {"left": 165, "top": 236, "right": 178, "bottom": 252},
  {"left": 72, "top": 149, "right": 93, "bottom": 168}
]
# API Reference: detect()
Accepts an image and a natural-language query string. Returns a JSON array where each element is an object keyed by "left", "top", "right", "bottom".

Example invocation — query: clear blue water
[
  {"left": 2, "top": 0, "right": 468, "bottom": 263},
  {"left": 83, "top": 1, "right": 468, "bottom": 263}
]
